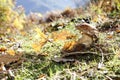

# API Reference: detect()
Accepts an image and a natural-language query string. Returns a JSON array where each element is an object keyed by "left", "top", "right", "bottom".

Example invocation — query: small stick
[
  {"left": 61, "top": 51, "right": 114, "bottom": 57},
  {"left": 8, "top": 68, "right": 15, "bottom": 79},
  {"left": 105, "top": 75, "right": 113, "bottom": 80},
  {"left": 96, "top": 46, "right": 104, "bottom": 64},
  {"left": 61, "top": 51, "right": 97, "bottom": 57},
  {"left": 95, "top": 46, "right": 104, "bottom": 69}
]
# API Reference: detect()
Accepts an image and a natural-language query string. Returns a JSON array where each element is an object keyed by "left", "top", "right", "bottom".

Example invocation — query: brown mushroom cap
[{"left": 75, "top": 23, "right": 97, "bottom": 36}]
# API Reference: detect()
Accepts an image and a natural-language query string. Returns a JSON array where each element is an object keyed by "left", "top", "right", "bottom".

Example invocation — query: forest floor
[{"left": 0, "top": 1, "right": 120, "bottom": 80}]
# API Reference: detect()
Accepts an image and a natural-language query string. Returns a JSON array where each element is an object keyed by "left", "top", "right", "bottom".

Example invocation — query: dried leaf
[
  {"left": 32, "top": 44, "right": 41, "bottom": 53},
  {"left": 8, "top": 38, "right": 15, "bottom": 42},
  {"left": 13, "top": 18, "right": 23, "bottom": 30},
  {"left": 51, "top": 30, "right": 75, "bottom": 41},
  {"left": 107, "top": 35, "right": 113, "bottom": 39},
  {"left": 6, "top": 49, "right": 15, "bottom": 56},
  {"left": 0, "top": 53, "right": 23, "bottom": 65},
  {"left": 92, "top": 15, "right": 99, "bottom": 22},
  {"left": 39, "top": 53, "right": 48, "bottom": 56},
  {"left": 0, "top": 47, "right": 7, "bottom": 52},
  {"left": 116, "top": 29, "right": 120, "bottom": 33},
  {"left": 62, "top": 41, "right": 76, "bottom": 52},
  {"left": 20, "top": 31, "right": 27, "bottom": 36},
  {"left": 32, "top": 28, "right": 48, "bottom": 53},
  {"left": 37, "top": 74, "right": 46, "bottom": 80},
  {"left": 35, "top": 28, "right": 46, "bottom": 39},
  {"left": 29, "top": 37, "right": 33, "bottom": 40},
  {"left": 32, "top": 40, "right": 47, "bottom": 53}
]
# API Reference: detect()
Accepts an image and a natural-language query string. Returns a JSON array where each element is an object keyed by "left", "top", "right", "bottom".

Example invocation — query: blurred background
[{"left": 16, "top": 0, "right": 90, "bottom": 14}]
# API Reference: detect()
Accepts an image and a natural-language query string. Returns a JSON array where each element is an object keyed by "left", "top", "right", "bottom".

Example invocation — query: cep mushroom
[{"left": 75, "top": 23, "right": 98, "bottom": 50}]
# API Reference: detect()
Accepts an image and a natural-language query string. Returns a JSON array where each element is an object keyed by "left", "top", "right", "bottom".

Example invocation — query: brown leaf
[
  {"left": 0, "top": 53, "right": 23, "bottom": 65},
  {"left": 32, "top": 40, "right": 47, "bottom": 53},
  {"left": 116, "top": 29, "right": 120, "bottom": 33},
  {"left": 0, "top": 47, "right": 7, "bottom": 52},
  {"left": 107, "top": 35, "right": 113, "bottom": 39},
  {"left": 20, "top": 30, "right": 27, "bottom": 36},
  {"left": 51, "top": 30, "right": 75, "bottom": 41},
  {"left": 61, "top": 8, "right": 75, "bottom": 18},
  {"left": 37, "top": 74, "right": 46, "bottom": 80},
  {"left": 62, "top": 41, "right": 76, "bottom": 52}
]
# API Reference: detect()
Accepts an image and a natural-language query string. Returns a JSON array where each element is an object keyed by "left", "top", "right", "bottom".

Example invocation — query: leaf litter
[{"left": 0, "top": 0, "right": 120, "bottom": 80}]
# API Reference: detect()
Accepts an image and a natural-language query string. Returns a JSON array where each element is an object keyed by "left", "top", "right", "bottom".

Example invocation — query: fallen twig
[
  {"left": 61, "top": 51, "right": 97, "bottom": 57},
  {"left": 105, "top": 75, "right": 113, "bottom": 80},
  {"left": 61, "top": 51, "right": 114, "bottom": 58}
]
